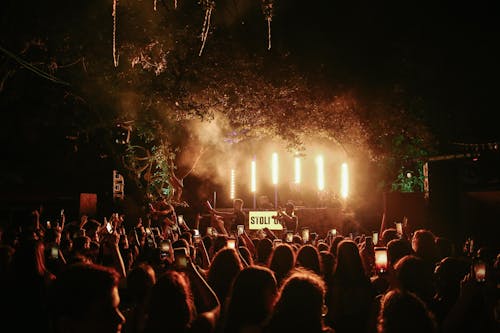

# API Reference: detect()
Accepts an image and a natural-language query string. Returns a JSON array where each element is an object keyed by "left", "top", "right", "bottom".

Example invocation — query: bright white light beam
[
  {"left": 251, "top": 160, "right": 256, "bottom": 193},
  {"left": 316, "top": 155, "right": 325, "bottom": 191},
  {"left": 230, "top": 169, "right": 236, "bottom": 200},
  {"left": 272, "top": 153, "right": 278, "bottom": 185},
  {"left": 341, "top": 162, "right": 349, "bottom": 198},
  {"left": 294, "top": 155, "right": 301, "bottom": 184}
]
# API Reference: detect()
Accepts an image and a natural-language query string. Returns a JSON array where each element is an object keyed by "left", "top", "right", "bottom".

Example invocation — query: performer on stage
[
  {"left": 277, "top": 201, "right": 298, "bottom": 234},
  {"left": 205, "top": 198, "right": 246, "bottom": 236}
]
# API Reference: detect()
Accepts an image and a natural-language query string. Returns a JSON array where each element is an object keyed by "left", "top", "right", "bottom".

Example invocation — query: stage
[{"left": 199, "top": 207, "right": 357, "bottom": 238}]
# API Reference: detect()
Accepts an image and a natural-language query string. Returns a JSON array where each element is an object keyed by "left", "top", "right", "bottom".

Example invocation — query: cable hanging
[
  {"left": 112, "top": 0, "right": 119, "bottom": 67},
  {"left": 0, "top": 45, "right": 70, "bottom": 86},
  {"left": 199, "top": 0, "right": 215, "bottom": 56},
  {"left": 261, "top": 0, "right": 274, "bottom": 50}
]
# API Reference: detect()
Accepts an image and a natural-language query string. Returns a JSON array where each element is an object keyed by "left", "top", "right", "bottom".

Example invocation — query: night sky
[{"left": 274, "top": 1, "right": 498, "bottom": 141}]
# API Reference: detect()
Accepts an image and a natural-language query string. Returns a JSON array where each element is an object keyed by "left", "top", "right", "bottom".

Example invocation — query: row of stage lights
[{"left": 228, "top": 153, "right": 349, "bottom": 206}]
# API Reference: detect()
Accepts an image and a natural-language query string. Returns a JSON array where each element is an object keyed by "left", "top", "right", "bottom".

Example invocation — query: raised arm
[{"left": 185, "top": 258, "right": 220, "bottom": 319}]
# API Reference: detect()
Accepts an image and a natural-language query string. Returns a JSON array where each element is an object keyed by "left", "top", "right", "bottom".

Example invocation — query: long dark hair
[
  {"left": 223, "top": 266, "right": 278, "bottom": 332},
  {"left": 264, "top": 268, "right": 329, "bottom": 333}
]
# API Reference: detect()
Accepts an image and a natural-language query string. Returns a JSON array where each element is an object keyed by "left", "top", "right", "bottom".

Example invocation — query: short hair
[
  {"left": 378, "top": 289, "right": 437, "bottom": 333},
  {"left": 50, "top": 263, "right": 120, "bottom": 319}
]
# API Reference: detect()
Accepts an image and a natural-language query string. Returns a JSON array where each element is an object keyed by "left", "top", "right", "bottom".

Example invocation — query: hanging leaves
[
  {"left": 112, "top": 0, "right": 119, "bottom": 67},
  {"left": 261, "top": 0, "right": 273, "bottom": 50},
  {"left": 199, "top": 0, "right": 215, "bottom": 56}
]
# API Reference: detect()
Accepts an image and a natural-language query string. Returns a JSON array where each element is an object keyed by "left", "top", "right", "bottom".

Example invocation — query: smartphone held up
[
  {"left": 174, "top": 247, "right": 189, "bottom": 269},
  {"left": 237, "top": 224, "right": 244, "bottom": 236},
  {"left": 374, "top": 247, "right": 388, "bottom": 274},
  {"left": 473, "top": 259, "right": 486, "bottom": 283},
  {"left": 227, "top": 237, "right": 236, "bottom": 249}
]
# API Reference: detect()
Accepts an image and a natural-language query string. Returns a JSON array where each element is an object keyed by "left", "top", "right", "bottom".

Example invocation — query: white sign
[{"left": 248, "top": 211, "right": 283, "bottom": 230}]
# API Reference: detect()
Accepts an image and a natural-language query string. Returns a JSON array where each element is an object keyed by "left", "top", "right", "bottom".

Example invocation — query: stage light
[
  {"left": 341, "top": 162, "right": 349, "bottom": 198},
  {"left": 294, "top": 155, "right": 301, "bottom": 184},
  {"left": 251, "top": 160, "right": 256, "bottom": 193},
  {"left": 230, "top": 169, "right": 235, "bottom": 200},
  {"left": 272, "top": 153, "right": 278, "bottom": 185},
  {"left": 316, "top": 155, "right": 325, "bottom": 191}
]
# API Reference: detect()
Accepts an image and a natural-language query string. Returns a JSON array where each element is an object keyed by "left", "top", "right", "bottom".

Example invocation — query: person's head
[
  {"left": 411, "top": 229, "right": 438, "bottom": 264},
  {"left": 72, "top": 235, "right": 91, "bottom": 255},
  {"left": 292, "top": 234, "right": 303, "bottom": 245},
  {"left": 377, "top": 289, "right": 437, "bottom": 333},
  {"left": 381, "top": 228, "right": 399, "bottom": 245},
  {"left": 265, "top": 268, "right": 329, "bottom": 333},
  {"left": 319, "top": 251, "right": 335, "bottom": 280},
  {"left": 329, "top": 235, "right": 345, "bottom": 257},
  {"left": 126, "top": 263, "right": 156, "bottom": 304},
  {"left": 224, "top": 266, "right": 278, "bottom": 331},
  {"left": 11, "top": 238, "right": 48, "bottom": 278},
  {"left": 208, "top": 247, "right": 243, "bottom": 304},
  {"left": 83, "top": 219, "right": 101, "bottom": 243},
  {"left": 387, "top": 238, "right": 413, "bottom": 268},
  {"left": 145, "top": 270, "right": 196, "bottom": 332},
  {"left": 256, "top": 238, "right": 273, "bottom": 265},
  {"left": 179, "top": 232, "right": 193, "bottom": 246},
  {"left": 173, "top": 238, "right": 190, "bottom": 254},
  {"left": 50, "top": 263, "right": 125, "bottom": 333},
  {"left": 238, "top": 246, "right": 254, "bottom": 266},
  {"left": 268, "top": 243, "right": 296, "bottom": 285},
  {"left": 334, "top": 239, "right": 367, "bottom": 281},
  {"left": 213, "top": 235, "right": 228, "bottom": 254},
  {"left": 285, "top": 202, "right": 295, "bottom": 215},
  {"left": 296, "top": 244, "right": 322, "bottom": 275},
  {"left": 44, "top": 227, "right": 62, "bottom": 244},
  {"left": 394, "top": 255, "right": 435, "bottom": 305},
  {"left": 317, "top": 242, "right": 329, "bottom": 252},
  {"left": 434, "top": 256, "right": 469, "bottom": 300},
  {"left": 233, "top": 198, "right": 244, "bottom": 211}
]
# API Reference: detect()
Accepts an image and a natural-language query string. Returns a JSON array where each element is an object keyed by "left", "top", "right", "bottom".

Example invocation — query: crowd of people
[{"left": 0, "top": 198, "right": 499, "bottom": 333}]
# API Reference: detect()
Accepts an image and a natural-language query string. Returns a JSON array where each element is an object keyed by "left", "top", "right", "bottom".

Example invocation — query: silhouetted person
[
  {"left": 387, "top": 238, "right": 413, "bottom": 269},
  {"left": 145, "top": 268, "right": 219, "bottom": 333},
  {"left": 432, "top": 256, "right": 469, "bottom": 327},
  {"left": 207, "top": 247, "right": 243, "bottom": 307},
  {"left": 326, "top": 240, "right": 375, "bottom": 333},
  {"left": 381, "top": 228, "right": 399, "bottom": 246},
  {"left": 264, "top": 268, "right": 333, "bottom": 333},
  {"left": 296, "top": 244, "right": 322, "bottom": 275},
  {"left": 329, "top": 235, "right": 345, "bottom": 258},
  {"left": 268, "top": 243, "right": 296, "bottom": 286},
  {"left": 5, "top": 237, "right": 55, "bottom": 332},
  {"left": 276, "top": 202, "right": 298, "bottom": 234},
  {"left": 319, "top": 251, "right": 335, "bottom": 282},
  {"left": 377, "top": 289, "right": 437, "bottom": 333},
  {"left": 394, "top": 255, "right": 435, "bottom": 310},
  {"left": 49, "top": 262, "right": 125, "bottom": 333},
  {"left": 221, "top": 266, "right": 278, "bottom": 333},
  {"left": 122, "top": 263, "right": 156, "bottom": 333},
  {"left": 207, "top": 198, "right": 246, "bottom": 235},
  {"left": 411, "top": 229, "right": 438, "bottom": 269},
  {"left": 256, "top": 238, "right": 273, "bottom": 266}
]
